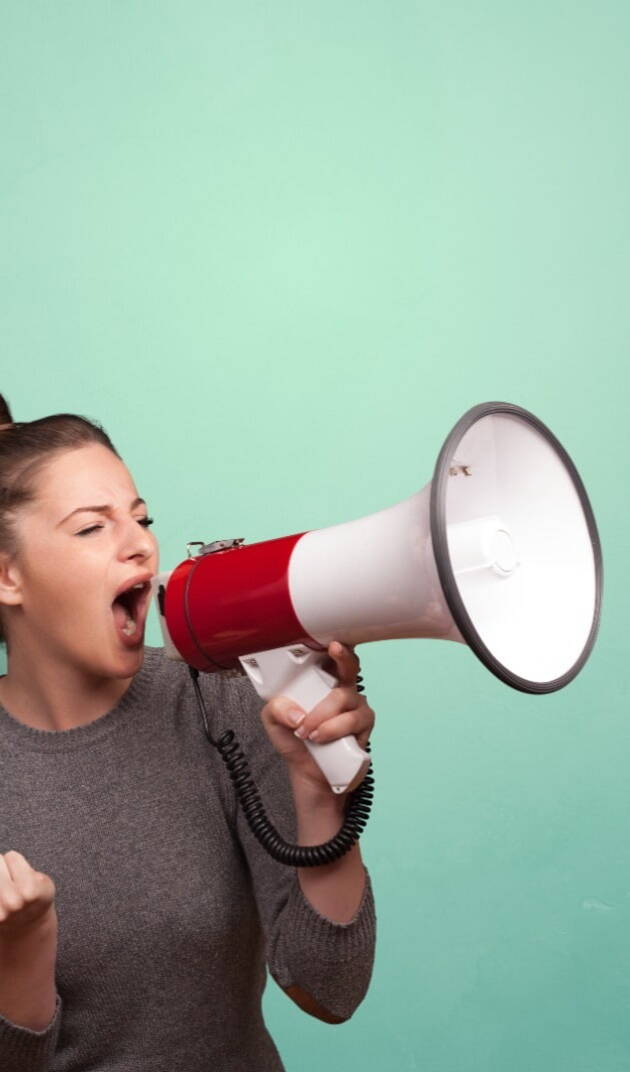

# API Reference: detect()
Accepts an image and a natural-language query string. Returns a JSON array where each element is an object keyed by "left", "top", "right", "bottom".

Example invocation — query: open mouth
[{"left": 111, "top": 581, "right": 152, "bottom": 644}]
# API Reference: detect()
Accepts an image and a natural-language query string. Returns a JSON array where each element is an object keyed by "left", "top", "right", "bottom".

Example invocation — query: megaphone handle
[{"left": 238, "top": 646, "right": 372, "bottom": 795}]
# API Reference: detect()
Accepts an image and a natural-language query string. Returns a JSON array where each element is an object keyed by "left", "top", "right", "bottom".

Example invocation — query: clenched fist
[{"left": 0, "top": 851, "right": 57, "bottom": 939}]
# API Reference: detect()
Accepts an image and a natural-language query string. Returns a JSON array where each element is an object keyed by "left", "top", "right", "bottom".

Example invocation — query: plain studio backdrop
[{"left": 1, "top": 3, "right": 627, "bottom": 1069}]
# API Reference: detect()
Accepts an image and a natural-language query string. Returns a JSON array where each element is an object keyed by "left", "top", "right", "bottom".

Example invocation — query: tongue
[{"left": 112, "top": 599, "right": 134, "bottom": 637}]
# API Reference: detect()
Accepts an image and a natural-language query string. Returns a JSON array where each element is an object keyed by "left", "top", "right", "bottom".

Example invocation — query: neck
[{"left": 0, "top": 638, "right": 137, "bottom": 732}]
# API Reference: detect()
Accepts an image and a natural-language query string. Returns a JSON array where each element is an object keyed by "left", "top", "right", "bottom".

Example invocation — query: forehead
[{"left": 30, "top": 445, "right": 137, "bottom": 517}]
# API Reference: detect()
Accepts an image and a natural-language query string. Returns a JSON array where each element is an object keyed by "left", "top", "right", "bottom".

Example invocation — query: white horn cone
[{"left": 288, "top": 483, "right": 463, "bottom": 648}]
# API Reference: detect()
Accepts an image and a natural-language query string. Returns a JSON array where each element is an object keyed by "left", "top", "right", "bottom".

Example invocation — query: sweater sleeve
[
  {"left": 222, "top": 674, "right": 377, "bottom": 1022},
  {"left": 0, "top": 993, "right": 63, "bottom": 1072}
]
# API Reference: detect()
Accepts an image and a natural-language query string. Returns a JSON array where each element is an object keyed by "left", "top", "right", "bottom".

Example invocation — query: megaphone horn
[{"left": 151, "top": 401, "right": 603, "bottom": 795}]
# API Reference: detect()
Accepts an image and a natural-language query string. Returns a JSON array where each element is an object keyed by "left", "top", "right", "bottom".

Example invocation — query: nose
[{"left": 118, "top": 517, "right": 157, "bottom": 565}]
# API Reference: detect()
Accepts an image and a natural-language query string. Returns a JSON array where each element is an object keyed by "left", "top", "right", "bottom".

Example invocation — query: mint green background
[{"left": 1, "top": 3, "right": 627, "bottom": 1069}]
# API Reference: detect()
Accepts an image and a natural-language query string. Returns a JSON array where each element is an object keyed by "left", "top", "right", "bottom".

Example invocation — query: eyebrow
[{"left": 58, "top": 497, "right": 147, "bottom": 527}]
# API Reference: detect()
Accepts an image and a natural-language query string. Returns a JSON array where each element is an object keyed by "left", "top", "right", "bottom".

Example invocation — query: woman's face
[{"left": 1, "top": 443, "right": 159, "bottom": 679}]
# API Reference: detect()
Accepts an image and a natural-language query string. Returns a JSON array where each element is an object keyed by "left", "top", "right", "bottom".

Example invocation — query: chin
[{"left": 107, "top": 644, "right": 146, "bottom": 678}]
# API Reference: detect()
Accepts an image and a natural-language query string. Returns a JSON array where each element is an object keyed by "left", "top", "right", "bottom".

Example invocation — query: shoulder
[
  {"left": 138, "top": 646, "right": 266, "bottom": 741},
  {"left": 137, "top": 645, "right": 192, "bottom": 706}
]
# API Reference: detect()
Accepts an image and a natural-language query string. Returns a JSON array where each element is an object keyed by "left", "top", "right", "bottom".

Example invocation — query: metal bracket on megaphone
[{"left": 187, "top": 538, "right": 245, "bottom": 557}]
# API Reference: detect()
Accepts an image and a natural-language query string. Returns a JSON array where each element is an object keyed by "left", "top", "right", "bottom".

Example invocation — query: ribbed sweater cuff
[
  {"left": 0, "top": 993, "right": 62, "bottom": 1071},
  {"left": 283, "top": 868, "right": 376, "bottom": 963}
]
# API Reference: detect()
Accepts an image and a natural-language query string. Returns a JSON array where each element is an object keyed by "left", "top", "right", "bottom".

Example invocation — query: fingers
[
  {"left": 293, "top": 686, "right": 368, "bottom": 738},
  {"left": 302, "top": 705, "right": 374, "bottom": 746},
  {"left": 0, "top": 851, "right": 56, "bottom": 932},
  {"left": 0, "top": 850, "right": 32, "bottom": 889},
  {"left": 260, "top": 641, "right": 373, "bottom": 763},
  {"left": 2, "top": 851, "right": 44, "bottom": 893},
  {"left": 325, "top": 641, "right": 361, "bottom": 687},
  {"left": 264, "top": 688, "right": 374, "bottom": 746}
]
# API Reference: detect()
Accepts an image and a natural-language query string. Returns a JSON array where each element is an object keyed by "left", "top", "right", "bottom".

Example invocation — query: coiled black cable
[{"left": 189, "top": 664, "right": 374, "bottom": 867}]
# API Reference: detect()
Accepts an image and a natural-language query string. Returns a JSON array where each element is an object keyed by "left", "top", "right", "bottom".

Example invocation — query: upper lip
[{"left": 113, "top": 572, "right": 154, "bottom": 602}]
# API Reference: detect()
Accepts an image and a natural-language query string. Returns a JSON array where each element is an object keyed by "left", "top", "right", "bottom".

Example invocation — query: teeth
[
  {"left": 122, "top": 616, "right": 136, "bottom": 637},
  {"left": 132, "top": 583, "right": 145, "bottom": 590}
]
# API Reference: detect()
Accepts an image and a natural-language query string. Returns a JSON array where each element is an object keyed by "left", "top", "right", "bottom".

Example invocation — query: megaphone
[{"left": 151, "top": 401, "right": 602, "bottom": 796}]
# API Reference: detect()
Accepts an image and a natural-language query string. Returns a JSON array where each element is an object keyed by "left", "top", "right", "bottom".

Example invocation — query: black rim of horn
[{"left": 429, "top": 401, "right": 603, "bottom": 695}]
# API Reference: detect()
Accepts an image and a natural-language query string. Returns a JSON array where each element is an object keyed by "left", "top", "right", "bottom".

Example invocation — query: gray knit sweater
[{"left": 0, "top": 646, "right": 376, "bottom": 1072}]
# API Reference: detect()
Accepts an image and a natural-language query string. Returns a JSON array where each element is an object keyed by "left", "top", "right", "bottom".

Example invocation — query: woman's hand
[
  {"left": 260, "top": 641, "right": 374, "bottom": 796},
  {"left": 0, "top": 851, "right": 57, "bottom": 941}
]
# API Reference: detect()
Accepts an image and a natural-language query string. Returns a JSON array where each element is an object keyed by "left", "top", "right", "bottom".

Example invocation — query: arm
[
  {"left": 0, "top": 915, "right": 58, "bottom": 1032},
  {"left": 221, "top": 645, "right": 376, "bottom": 1024},
  {"left": 261, "top": 641, "right": 372, "bottom": 926},
  {"left": 0, "top": 854, "right": 62, "bottom": 1072},
  {"left": 282, "top": 775, "right": 370, "bottom": 1022}
]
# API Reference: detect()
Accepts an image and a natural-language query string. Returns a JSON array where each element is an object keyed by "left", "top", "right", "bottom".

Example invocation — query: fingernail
[
  {"left": 294, "top": 724, "right": 308, "bottom": 739},
  {"left": 308, "top": 729, "right": 320, "bottom": 741},
  {"left": 331, "top": 642, "right": 342, "bottom": 655},
  {"left": 288, "top": 710, "right": 305, "bottom": 727}
]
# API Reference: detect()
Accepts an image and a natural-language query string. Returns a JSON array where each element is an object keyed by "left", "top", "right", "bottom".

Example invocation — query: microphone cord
[{"left": 188, "top": 664, "right": 375, "bottom": 867}]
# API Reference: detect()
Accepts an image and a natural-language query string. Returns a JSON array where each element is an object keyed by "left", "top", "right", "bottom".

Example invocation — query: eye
[{"left": 76, "top": 517, "right": 154, "bottom": 537}]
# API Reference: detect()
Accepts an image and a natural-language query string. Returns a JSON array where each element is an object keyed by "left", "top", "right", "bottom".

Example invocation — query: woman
[{"left": 0, "top": 397, "right": 376, "bottom": 1072}]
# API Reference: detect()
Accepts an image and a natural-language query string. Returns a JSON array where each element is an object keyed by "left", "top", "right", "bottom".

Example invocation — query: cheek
[
  {"left": 29, "top": 576, "right": 93, "bottom": 621},
  {"left": 23, "top": 551, "right": 103, "bottom": 622}
]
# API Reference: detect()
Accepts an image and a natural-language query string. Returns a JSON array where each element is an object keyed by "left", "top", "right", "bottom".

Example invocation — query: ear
[{"left": 0, "top": 551, "right": 24, "bottom": 608}]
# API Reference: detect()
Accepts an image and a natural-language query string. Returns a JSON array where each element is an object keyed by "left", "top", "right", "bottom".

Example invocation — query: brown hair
[{"left": 0, "top": 393, "right": 121, "bottom": 646}]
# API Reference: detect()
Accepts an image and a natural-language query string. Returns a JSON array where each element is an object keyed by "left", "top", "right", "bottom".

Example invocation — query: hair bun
[{"left": 0, "top": 394, "right": 14, "bottom": 427}]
